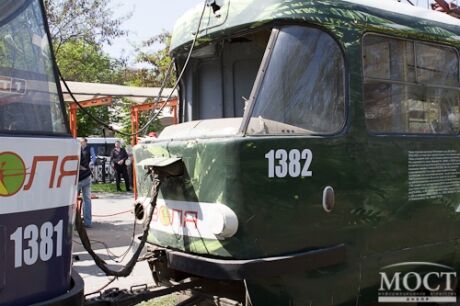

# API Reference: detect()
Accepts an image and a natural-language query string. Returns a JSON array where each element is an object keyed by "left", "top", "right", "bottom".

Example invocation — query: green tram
[{"left": 133, "top": 0, "right": 460, "bottom": 304}]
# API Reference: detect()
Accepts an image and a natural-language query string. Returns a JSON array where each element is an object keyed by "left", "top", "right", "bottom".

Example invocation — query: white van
[
  {"left": 86, "top": 137, "right": 118, "bottom": 157},
  {"left": 86, "top": 137, "right": 119, "bottom": 183}
]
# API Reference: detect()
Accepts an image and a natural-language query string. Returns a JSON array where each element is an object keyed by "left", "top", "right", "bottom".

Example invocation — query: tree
[
  {"left": 111, "top": 32, "right": 176, "bottom": 143},
  {"left": 56, "top": 40, "right": 125, "bottom": 136},
  {"left": 44, "top": 0, "right": 128, "bottom": 55},
  {"left": 44, "top": 0, "right": 130, "bottom": 136},
  {"left": 56, "top": 40, "right": 124, "bottom": 83},
  {"left": 134, "top": 32, "right": 176, "bottom": 87}
]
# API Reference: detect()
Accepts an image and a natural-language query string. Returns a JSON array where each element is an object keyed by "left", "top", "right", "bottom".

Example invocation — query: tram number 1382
[{"left": 265, "top": 149, "right": 313, "bottom": 178}]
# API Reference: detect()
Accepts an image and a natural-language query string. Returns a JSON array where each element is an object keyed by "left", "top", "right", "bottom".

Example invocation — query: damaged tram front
[{"left": 134, "top": 0, "right": 460, "bottom": 304}]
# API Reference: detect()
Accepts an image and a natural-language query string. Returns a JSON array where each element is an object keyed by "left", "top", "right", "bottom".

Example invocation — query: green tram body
[{"left": 133, "top": 1, "right": 460, "bottom": 304}]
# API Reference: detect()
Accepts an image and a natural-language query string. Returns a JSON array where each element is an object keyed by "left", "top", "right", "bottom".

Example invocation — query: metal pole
[{"left": 102, "top": 158, "right": 106, "bottom": 184}]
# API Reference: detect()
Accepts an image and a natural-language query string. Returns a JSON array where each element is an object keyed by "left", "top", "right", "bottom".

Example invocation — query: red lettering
[
  {"left": 57, "top": 155, "right": 79, "bottom": 188},
  {"left": 23, "top": 156, "right": 58, "bottom": 190},
  {"left": 183, "top": 211, "right": 198, "bottom": 228}
]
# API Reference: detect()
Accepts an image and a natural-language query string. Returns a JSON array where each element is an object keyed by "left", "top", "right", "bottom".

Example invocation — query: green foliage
[
  {"left": 44, "top": 0, "right": 129, "bottom": 55},
  {"left": 116, "top": 98, "right": 164, "bottom": 145},
  {"left": 46, "top": 2, "right": 174, "bottom": 140},
  {"left": 56, "top": 40, "right": 124, "bottom": 83},
  {"left": 134, "top": 32, "right": 176, "bottom": 88},
  {"left": 45, "top": 0, "right": 130, "bottom": 137},
  {"left": 136, "top": 110, "right": 164, "bottom": 135},
  {"left": 113, "top": 32, "right": 175, "bottom": 144},
  {"left": 137, "top": 294, "right": 176, "bottom": 306},
  {"left": 76, "top": 107, "right": 111, "bottom": 137},
  {"left": 91, "top": 182, "right": 118, "bottom": 193},
  {"left": 56, "top": 40, "right": 125, "bottom": 136}
]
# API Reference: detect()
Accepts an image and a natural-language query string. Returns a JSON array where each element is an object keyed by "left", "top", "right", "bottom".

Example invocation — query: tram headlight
[{"left": 209, "top": 204, "right": 239, "bottom": 239}]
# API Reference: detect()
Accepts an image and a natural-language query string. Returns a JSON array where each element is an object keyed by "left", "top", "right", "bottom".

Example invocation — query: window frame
[
  {"left": 362, "top": 32, "right": 460, "bottom": 137},
  {"left": 240, "top": 24, "right": 349, "bottom": 137},
  {"left": 0, "top": 0, "right": 71, "bottom": 137}
]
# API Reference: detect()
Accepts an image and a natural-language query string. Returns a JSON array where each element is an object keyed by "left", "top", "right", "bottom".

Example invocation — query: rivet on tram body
[{"left": 323, "top": 186, "right": 335, "bottom": 213}]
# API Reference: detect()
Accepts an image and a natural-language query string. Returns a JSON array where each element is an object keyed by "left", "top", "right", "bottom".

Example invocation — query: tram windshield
[
  {"left": 0, "top": 0, "right": 67, "bottom": 134},
  {"left": 248, "top": 26, "right": 346, "bottom": 135},
  {"left": 176, "top": 26, "right": 345, "bottom": 137},
  {"left": 177, "top": 30, "right": 270, "bottom": 123}
]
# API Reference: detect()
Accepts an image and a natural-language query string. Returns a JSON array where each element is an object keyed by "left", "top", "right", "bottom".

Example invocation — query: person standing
[
  {"left": 78, "top": 138, "right": 92, "bottom": 228},
  {"left": 111, "top": 140, "right": 131, "bottom": 192}
]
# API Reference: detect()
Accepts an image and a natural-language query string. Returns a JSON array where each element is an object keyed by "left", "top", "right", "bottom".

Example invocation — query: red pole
[{"left": 69, "top": 103, "right": 78, "bottom": 138}]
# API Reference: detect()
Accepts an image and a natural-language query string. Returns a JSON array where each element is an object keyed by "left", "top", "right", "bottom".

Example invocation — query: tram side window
[
  {"left": 248, "top": 26, "right": 345, "bottom": 135},
  {"left": 0, "top": 0, "right": 67, "bottom": 134},
  {"left": 363, "top": 35, "right": 460, "bottom": 134}
]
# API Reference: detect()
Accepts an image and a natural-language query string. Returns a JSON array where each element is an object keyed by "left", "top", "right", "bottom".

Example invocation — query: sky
[
  {"left": 104, "top": 0, "right": 203, "bottom": 64},
  {"left": 104, "top": 0, "right": 441, "bottom": 64}
]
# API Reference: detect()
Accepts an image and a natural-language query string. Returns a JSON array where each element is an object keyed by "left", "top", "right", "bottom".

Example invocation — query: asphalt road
[{"left": 72, "top": 192, "right": 154, "bottom": 297}]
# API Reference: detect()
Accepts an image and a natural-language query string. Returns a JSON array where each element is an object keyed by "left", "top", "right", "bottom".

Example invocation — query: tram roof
[{"left": 171, "top": 0, "right": 460, "bottom": 52}]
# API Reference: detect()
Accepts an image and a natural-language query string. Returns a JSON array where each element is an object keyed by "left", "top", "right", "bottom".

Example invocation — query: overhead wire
[
  {"left": 72, "top": 0, "right": 208, "bottom": 279},
  {"left": 138, "top": 61, "right": 174, "bottom": 134},
  {"left": 59, "top": 0, "right": 209, "bottom": 138},
  {"left": 139, "top": 0, "right": 208, "bottom": 135},
  {"left": 59, "top": 68, "right": 139, "bottom": 138}
]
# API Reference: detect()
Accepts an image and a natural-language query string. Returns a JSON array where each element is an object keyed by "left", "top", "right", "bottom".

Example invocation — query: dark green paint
[
  {"left": 171, "top": 0, "right": 460, "bottom": 53},
  {"left": 134, "top": 1, "right": 460, "bottom": 304}
]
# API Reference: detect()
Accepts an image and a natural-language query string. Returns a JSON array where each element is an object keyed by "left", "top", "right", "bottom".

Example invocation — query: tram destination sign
[{"left": 0, "top": 76, "right": 26, "bottom": 95}]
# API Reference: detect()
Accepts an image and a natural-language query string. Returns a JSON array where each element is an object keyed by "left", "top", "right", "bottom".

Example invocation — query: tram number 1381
[
  {"left": 265, "top": 149, "right": 313, "bottom": 178},
  {"left": 10, "top": 220, "right": 64, "bottom": 268}
]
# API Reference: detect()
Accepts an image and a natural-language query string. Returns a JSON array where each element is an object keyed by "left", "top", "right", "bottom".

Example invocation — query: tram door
[{"left": 242, "top": 25, "right": 361, "bottom": 305}]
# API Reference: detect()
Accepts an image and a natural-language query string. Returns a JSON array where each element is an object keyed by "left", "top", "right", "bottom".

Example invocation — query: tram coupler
[
  {"left": 145, "top": 246, "right": 247, "bottom": 305},
  {"left": 147, "top": 247, "right": 190, "bottom": 286}
]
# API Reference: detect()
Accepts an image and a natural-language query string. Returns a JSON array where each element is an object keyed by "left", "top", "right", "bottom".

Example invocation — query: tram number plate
[
  {"left": 265, "top": 149, "right": 313, "bottom": 178},
  {"left": 9, "top": 220, "right": 63, "bottom": 268}
]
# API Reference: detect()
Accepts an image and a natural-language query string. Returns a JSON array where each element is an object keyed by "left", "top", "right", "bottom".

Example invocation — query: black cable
[
  {"left": 84, "top": 277, "right": 117, "bottom": 297},
  {"left": 75, "top": 171, "right": 161, "bottom": 277},
  {"left": 119, "top": 0, "right": 208, "bottom": 135},
  {"left": 59, "top": 59, "right": 173, "bottom": 137},
  {"left": 73, "top": 215, "right": 138, "bottom": 264},
  {"left": 140, "top": 0, "right": 209, "bottom": 135},
  {"left": 73, "top": 0, "right": 209, "bottom": 277},
  {"left": 137, "top": 61, "right": 174, "bottom": 134},
  {"left": 59, "top": 0, "right": 209, "bottom": 138},
  {"left": 73, "top": 239, "right": 126, "bottom": 263},
  {"left": 59, "top": 68, "right": 132, "bottom": 137},
  {"left": 108, "top": 216, "right": 138, "bottom": 263}
]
